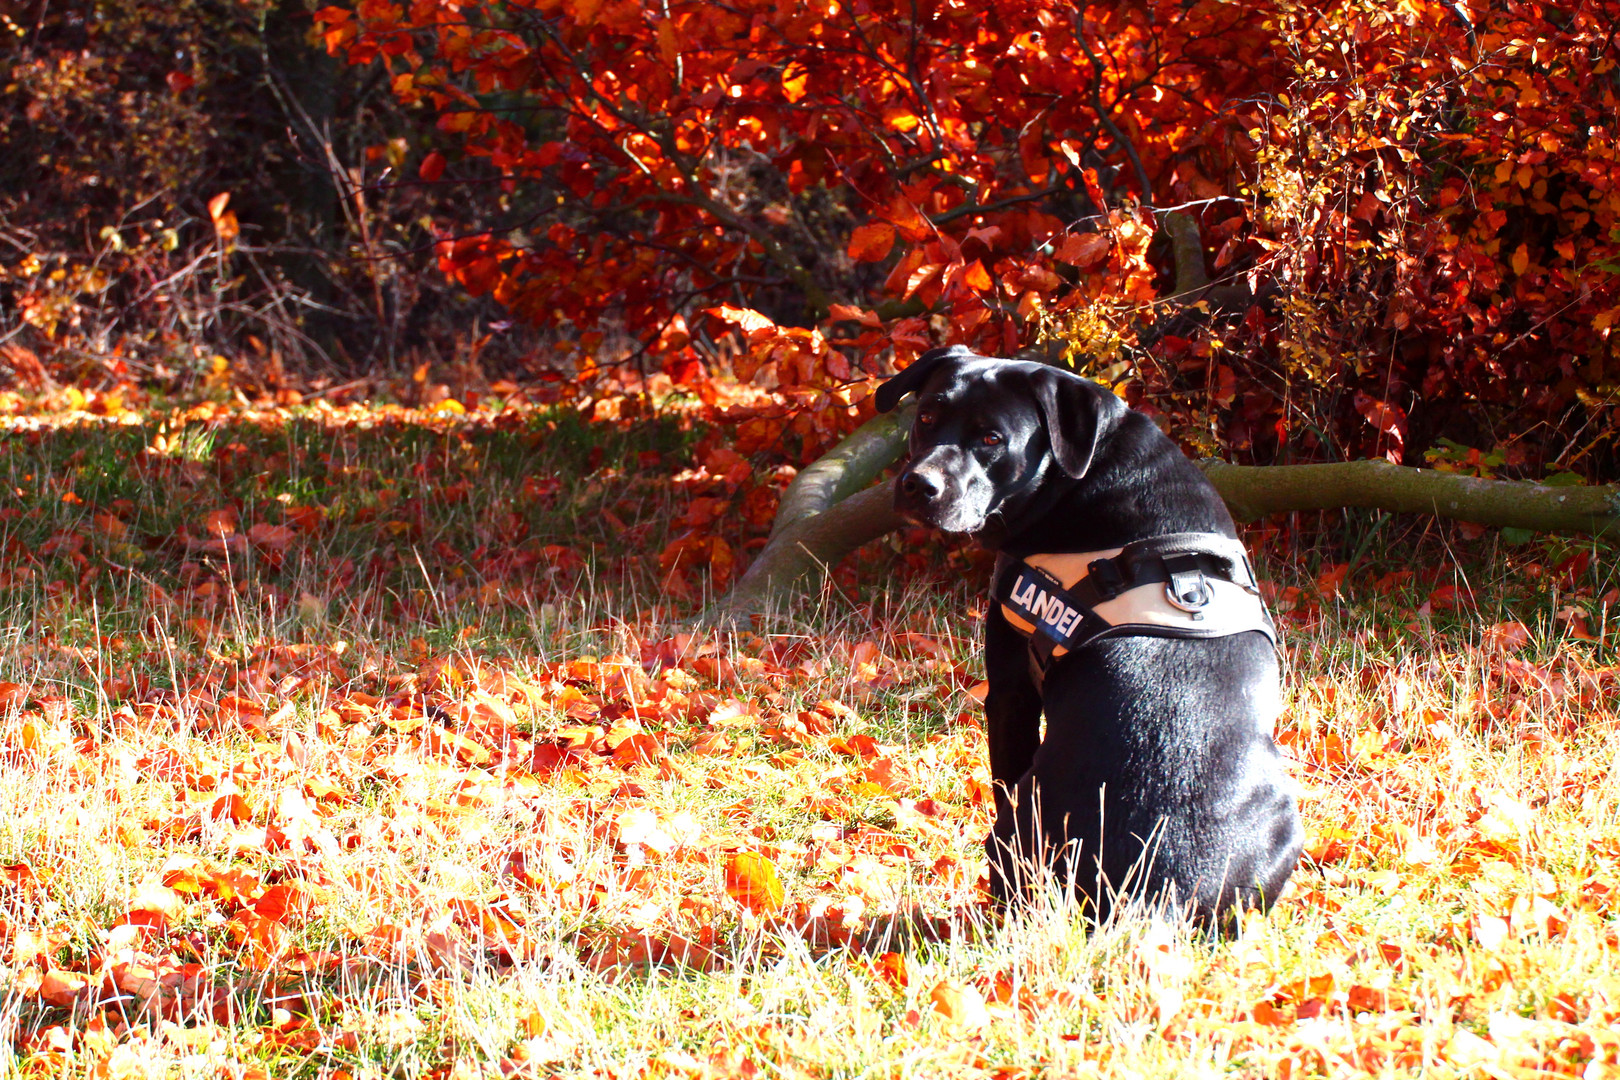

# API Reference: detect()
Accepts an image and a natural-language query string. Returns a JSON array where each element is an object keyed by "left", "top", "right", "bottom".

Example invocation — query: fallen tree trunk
[
  {"left": 770, "top": 402, "right": 914, "bottom": 538},
  {"left": 1201, "top": 458, "right": 1620, "bottom": 531},
  {"left": 703, "top": 428, "right": 1620, "bottom": 623},
  {"left": 705, "top": 479, "right": 908, "bottom": 624}
]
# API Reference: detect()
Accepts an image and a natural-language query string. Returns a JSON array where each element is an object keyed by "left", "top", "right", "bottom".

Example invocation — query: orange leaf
[
  {"left": 3, "top": 862, "right": 44, "bottom": 893},
  {"left": 827, "top": 303, "right": 883, "bottom": 328},
  {"left": 848, "top": 222, "right": 897, "bottom": 263},
  {"left": 724, "top": 852, "right": 784, "bottom": 915},
  {"left": 883, "top": 196, "right": 931, "bottom": 241},
  {"left": 207, "top": 193, "right": 240, "bottom": 243},
  {"left": 253, "top": 883, "right": 311, "bottom": 923},
  {"left": 928, "top": 979, "right": 990, "bottom": 1030},
  {"left": 1252, "top": 1000, "right": 1288, "bottom": 1025},
  {"left": 129, "top": 882, "right": 184, "bottom": 919},
  {"left": 201, "top": 508, "right": 238, "bottom": 537},
  {"left": 612, "top": 732, "right": 665, "bottom": 767},
  {"left": 1511, "top": 242, "right": 1530, "bottom": 276},
  {"left": 210, "top": 793, "right": 254, "bottom": 824},
  {"left": 903, "top": 262, "right": 941, "bottom": 301},
  {"left": 38, "top": 970, "right": 94, "bottom": 1008},
  {"left": 706, "top": 304, "right": 777, "bottom": 335},
  {"left": 781, "top": 62, "right": 809, "bottom": 103},
  {"left": 960, "top": 259, "right": 992, "bottom": 292},
  {"left": 1482, "top": 620, "right": 1530, "bottom": 652}
]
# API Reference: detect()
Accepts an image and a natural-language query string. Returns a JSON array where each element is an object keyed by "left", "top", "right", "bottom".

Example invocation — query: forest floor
[{"left": 2, "top": 388, "right": 1618, "bottom": 1079}]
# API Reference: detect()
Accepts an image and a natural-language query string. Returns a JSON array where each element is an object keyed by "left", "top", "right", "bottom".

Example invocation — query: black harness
[{"left": 993, "top": 532, "right": 1277, "bottom": 688}]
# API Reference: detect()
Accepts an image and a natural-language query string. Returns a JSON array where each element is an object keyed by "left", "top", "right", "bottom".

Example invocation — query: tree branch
[
  {"left": 771, "top": 402, "right": 915, "bottom": 539},
  {"left": 1073, "top": 8, "right": 1156, "bottom": 208},
  {"left": 1203, "top": 459, "right": 1620, "bottom": 532}
]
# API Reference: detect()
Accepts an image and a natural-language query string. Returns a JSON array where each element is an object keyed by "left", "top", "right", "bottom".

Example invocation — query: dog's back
[{"left": 1002, "top": 632, "right": 1302, "bottom": 924}]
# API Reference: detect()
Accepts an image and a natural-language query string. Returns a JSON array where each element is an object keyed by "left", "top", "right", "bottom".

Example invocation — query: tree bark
[
  {"left": 770, "top": 402, "right": 914, "bottom": 538},
  {"left": 1202, "top": 458, "right": 1620, "bottom": 531},
  {"left": 704, "top": 480, "right": 907, "bottom": 624}
]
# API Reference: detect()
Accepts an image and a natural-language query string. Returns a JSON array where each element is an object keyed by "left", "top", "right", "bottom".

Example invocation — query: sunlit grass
[{"left": 2, "top": 400, "right": 1618, "bottom": 1078}]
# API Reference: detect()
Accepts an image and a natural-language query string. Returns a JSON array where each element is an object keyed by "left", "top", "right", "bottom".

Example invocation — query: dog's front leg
[{"left": 983, "top": 606, "right": 1043, "bottom": 903}]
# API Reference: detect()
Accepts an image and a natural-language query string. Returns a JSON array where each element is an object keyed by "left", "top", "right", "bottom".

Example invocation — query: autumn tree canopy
[{"left": 306, "top": 0, "right": 1620, "bottom": 476}]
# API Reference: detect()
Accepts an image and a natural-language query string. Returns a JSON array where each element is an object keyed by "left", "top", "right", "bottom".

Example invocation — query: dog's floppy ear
[
  {"left": 874, "top": 344, "right": 974, "bottom": 413},
  {"left": 1028, "top": 367, "right": 1112, "bottom": 478}
]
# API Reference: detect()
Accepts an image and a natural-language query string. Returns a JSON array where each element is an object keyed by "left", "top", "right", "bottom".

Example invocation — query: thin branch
[{"left": 1073, "top": 7, "right": 1156, "bottom": 210}]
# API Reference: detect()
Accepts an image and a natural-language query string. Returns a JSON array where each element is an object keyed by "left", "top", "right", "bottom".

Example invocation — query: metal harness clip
[{"left": 1163, "top": 556, "right": 1212, "bottom": 617}]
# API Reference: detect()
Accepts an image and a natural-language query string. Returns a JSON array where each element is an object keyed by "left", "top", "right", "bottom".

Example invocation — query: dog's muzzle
[{"left": 894, "top": 461, "right": 992, "bottom": 533}]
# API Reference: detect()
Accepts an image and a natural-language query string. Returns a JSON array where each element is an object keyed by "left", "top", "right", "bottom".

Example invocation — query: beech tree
[{"left": 313, "top": 0, "right": 1620, "bottom": 613}]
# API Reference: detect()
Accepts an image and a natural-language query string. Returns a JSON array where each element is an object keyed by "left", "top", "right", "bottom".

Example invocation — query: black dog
[{"left": 876, "top": 345, "right": 1302, "bottom": 925}]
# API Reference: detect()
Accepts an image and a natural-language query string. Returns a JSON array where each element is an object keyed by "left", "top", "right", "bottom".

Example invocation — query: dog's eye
[
  {"left": 918, "top": 411, "right": 937, "bottom": 426},
  {"left": 982, "top": 432, "right": 1003, "bottom": 446}
]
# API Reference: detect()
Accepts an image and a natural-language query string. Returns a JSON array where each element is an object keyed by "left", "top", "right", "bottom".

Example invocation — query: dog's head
[{"left": 874, "top": 346, "right": 1120, "bottom": 535}]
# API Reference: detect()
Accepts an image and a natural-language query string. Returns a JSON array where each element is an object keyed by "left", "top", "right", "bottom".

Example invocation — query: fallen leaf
[
  {"left": 724, "top": 852, "right": 784, "bottom": 915},
  {"left": 929, "top": 979, "right": 990, "bottom": 1031}
]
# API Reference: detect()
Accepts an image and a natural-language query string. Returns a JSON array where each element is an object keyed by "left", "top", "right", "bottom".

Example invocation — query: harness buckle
[
  {"left": 1086, "top": 557, "right": 1126, "bottom": 600},
  {"left": 1163, "top": 555, "right": 1212, "bottom": 616}
]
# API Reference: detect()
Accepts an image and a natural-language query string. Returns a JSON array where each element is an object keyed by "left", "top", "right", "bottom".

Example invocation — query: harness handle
[{"left": 993, "top": 532, "right": 1276, "bottom": 691}]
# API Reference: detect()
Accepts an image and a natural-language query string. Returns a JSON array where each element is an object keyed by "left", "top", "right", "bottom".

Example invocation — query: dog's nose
[{"left": 900, "top": 470, "right": 940, "bottom": 500}]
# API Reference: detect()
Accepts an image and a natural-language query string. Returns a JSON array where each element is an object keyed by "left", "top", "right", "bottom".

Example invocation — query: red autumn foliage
[{"left": 311, "top": 0, "right": 1620, "bottom": 474}]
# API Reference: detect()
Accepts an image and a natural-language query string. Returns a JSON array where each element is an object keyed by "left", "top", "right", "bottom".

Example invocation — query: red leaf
[
  {"left": 210, "top": 793, "right": 254, "bottom": 824},
  {"left": 848, "top": 222, "right": 897, "bottom": 263},
  {"left": 420, "top": 151, "right": 446, "bottom": 182},
  {"left": 872, "top": 951, "right": 908, "bottom": 990},
  {"left": 1352, "top": 391, "right": 1407, "bottom": 464},
  {"left": 1054, "top": 232, "right": 1110, "bottom": 268},
  {"left": 247, "top": 523, "right": 297, "bottom": 552}
]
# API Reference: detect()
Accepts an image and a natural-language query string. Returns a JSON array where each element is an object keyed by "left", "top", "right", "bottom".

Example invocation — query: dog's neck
[{"left": 978, "top": 411, "right": 1237, "bottom": 557}]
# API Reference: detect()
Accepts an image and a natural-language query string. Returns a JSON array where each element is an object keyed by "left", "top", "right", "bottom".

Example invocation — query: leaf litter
[{"left": 1, "top": 389, "right": 1619, "bottom": 1077}]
